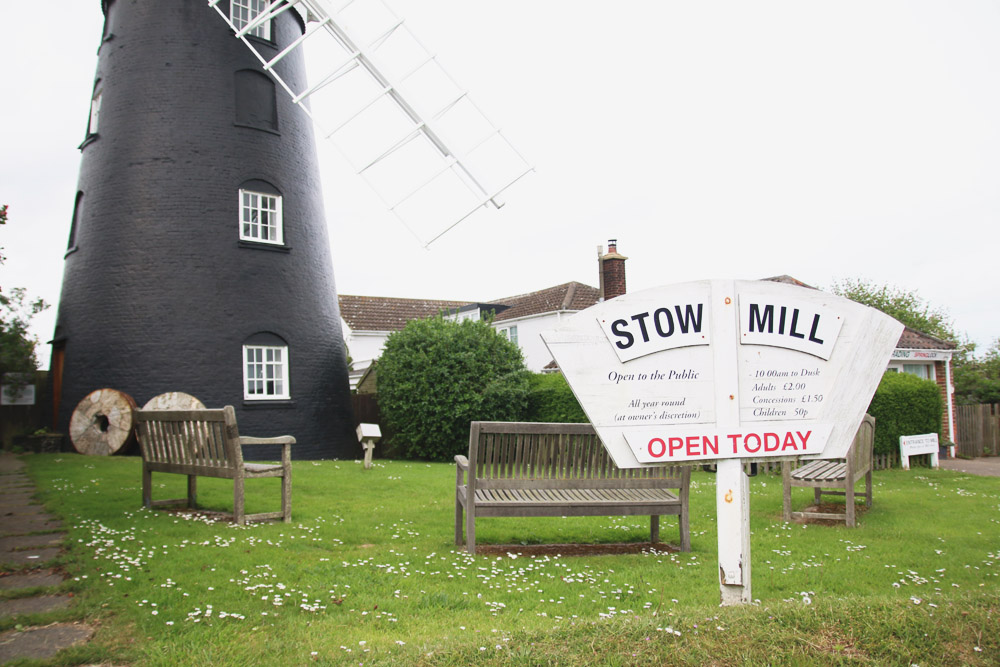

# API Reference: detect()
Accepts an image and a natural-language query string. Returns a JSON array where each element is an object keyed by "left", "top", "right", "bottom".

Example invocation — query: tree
[
  {"left": 377, "top": 315, "right": 529, "bottom": 461},
  {"left": 830, "top": 279, "right": 958, "bottom": 344},
  {"left": 953, "top": 339, "right": 1000, "bottom": 405},
  {"left": 1, "top": 205, "right": 51, "bottom": 394}
]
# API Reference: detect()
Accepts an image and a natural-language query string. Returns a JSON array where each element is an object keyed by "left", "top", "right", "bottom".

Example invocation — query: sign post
[{"left": 542, "top": 279, "right": 902, "bottom": 605}]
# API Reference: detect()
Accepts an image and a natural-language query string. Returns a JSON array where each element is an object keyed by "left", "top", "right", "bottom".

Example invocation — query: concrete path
[
  {"left": 939, "top": 455, "right": 1000, "bottom": 477},
  {"left": 0, "top": 451, "right": 96, "bottom": 663}
]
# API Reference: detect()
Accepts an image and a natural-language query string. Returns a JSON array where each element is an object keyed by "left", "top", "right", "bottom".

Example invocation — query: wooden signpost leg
[{"left": 716, "top": 458, "right": 751, "bottom": 605}]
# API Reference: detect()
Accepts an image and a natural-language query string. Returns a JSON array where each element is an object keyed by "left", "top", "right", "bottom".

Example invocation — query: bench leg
[
  {"left": 187, "top": 475, "right": 197, "bottom": 509},
  {"left": 650, "top": 515, "right": 659, "bottom": 544},
  {"left": 781, "top": 463, "right": 792, "bottom": 522},
  {"left": 142, "top": 467, "right": 152, "bottom": 509},
  {"left": 814, "top": 487, "right": 822, "bottom": 505},
  {"left": 865, "top": 470, "right": 872, "bottom": 508},
  {"left": 466, "top": 506, "right": 476, "bottom": 554},
  {"left": 845, "top": 479, "right": 856, "bottom": 528},
  {"left": 679, "top": 503, "right": 691, "bottom": 552},
  {"left": 234, "top": 477, "right": 246, "bottom": 526},
  {"left": 455, "top": 493, "right": 464, "bottom": 545},
  {"left": 281, "top": 471, "right": 292, "bottom": 523}
]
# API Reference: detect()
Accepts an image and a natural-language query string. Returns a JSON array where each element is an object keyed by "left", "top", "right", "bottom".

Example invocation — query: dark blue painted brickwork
[{"left": 54, "top": 0, "right": 356, "bottom": 459}]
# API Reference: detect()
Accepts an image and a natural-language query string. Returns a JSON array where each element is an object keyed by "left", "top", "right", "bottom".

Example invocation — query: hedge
[
  {"left": 867, "top": 371, "right": 943, "bottom": 456},
  {"left": 525, "top": 372, "right": 587, "bottom": 423}
]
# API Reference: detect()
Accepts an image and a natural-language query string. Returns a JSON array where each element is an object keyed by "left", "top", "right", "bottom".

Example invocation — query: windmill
[{"left": 52, "top": 0, "right": 529, "bottom": 458}]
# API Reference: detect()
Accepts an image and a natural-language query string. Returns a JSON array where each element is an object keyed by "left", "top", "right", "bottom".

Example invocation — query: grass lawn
[{"left": 5, "top": 453, "right": 999, "bottom": 665}]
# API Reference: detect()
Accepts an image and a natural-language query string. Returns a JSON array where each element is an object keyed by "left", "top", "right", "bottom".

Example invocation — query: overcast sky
[{"left": 3, "top": 1, "right": 999, "bottom": 370}]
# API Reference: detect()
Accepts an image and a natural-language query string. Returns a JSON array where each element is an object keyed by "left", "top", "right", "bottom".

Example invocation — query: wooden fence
[{"left": 956, "top": 403, "right": 1000, "bottom": 458}]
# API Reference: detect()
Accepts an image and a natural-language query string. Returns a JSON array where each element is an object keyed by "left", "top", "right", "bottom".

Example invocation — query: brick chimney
[{"left": 598, "top": 239, "right": 628, "bottom": 301}]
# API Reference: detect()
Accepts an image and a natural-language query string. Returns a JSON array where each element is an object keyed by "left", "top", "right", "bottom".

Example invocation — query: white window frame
[
  {"left": 230, "top": 0, "right": 271, "bottom": 40},
  {"left": 243, "top": 344, "right": 290, "bottom": 400},
  {"left": 89, "top": 88, "right": 102, "bottom": 135},
  {"left": 239, "top": 189, "right": 283, "bottom": 244}
]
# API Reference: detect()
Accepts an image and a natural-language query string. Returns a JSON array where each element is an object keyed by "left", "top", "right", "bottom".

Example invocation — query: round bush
[{"left": 377, "top": 316, "right": 529, "bottom": 461}]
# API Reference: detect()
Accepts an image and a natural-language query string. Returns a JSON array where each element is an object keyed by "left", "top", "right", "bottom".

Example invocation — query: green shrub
[
  {"left": 867, "top": 371, "right": 943, "bottom": 456},
  {"left": 376, "top": 316, "right": 529, "bottom": 461},
  {"left": 525, "top": 372, "right": 587, "bottom": 423}
]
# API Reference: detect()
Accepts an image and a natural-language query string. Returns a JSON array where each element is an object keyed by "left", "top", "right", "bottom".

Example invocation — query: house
[
  {"left": 887, "top": 328, "right": 958, "bottom": 449},
  {"left": 339, "top": 241, "right": 627, "bottom": 388}
]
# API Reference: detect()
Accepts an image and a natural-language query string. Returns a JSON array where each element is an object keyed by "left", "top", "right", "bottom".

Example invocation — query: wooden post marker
[
  {"left": 356, "top": 423, "right": 382, "bottom": 470},
  {"left": 542, "top": 279, "right": 903, "bottom": 605}
]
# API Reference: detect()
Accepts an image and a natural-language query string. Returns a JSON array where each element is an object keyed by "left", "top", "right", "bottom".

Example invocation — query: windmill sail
[{"left": 209, "top": 0, "right": 533, "bottom": 246}]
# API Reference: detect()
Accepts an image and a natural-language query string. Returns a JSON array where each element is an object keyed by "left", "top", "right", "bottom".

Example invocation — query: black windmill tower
[{"left": 52, "top": 0, "right": 355, "bottom": 458}]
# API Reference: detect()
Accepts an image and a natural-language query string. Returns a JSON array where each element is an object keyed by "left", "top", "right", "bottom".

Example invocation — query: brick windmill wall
[{"left": 51, "top": 0, "right": 354, "bottom": 458}]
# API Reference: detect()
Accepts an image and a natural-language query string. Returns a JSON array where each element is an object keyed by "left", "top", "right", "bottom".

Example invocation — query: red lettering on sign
[
  {"left": 669, "top": 437, "right": 684, "bottom": 457},
  {"left": 764, "top": 432, "right": 780, "bottom": 452},
  {"left": 797, "top": 431, "right": 811, "bottom": 450},
  {"left": 686, "top": 435, "right": 700, "bottom": 457},
  {"left": 728, "top": 433, "right": 741, "bottom": 454},
  {"left": 648, "top": 438, "right": 666, "bottom": 458},
  {"left": 744, "top": 433, "right": 762, "bottom": 453},
  {"left": 782, "top": 432, "right": 798, "bottom": 451},
  {"left": 704, "top": 435, "right": 719, "bottom": 456}
]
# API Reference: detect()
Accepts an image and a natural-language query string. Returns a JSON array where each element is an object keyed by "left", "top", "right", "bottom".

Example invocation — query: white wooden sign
[
  {"left": 542, "top": 279, "right": 902, "bottom": 605},
  {"left": 900, "top": 433, "right": 939, "bottom": 470},
  {"left": 541, "top": 280, "right": 903, "bottom": 468}
]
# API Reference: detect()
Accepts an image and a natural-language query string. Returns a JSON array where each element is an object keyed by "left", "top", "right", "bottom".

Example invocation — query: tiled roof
[
  {"left": 338, "top": 295, "right": 467, "bottom": 332},
  {"left": 492, "top": 282, "right": 600, "bottom": 321},
  {"left": 897, "top": 327, "right": 956, "bottom": 350}
]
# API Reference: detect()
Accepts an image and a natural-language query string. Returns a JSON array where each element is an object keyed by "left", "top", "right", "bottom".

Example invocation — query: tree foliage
[
  {"left": 953, "top": 338, "right": 1000, "bottom": 405},
  {"left": 1, "top": 205, "right": 50, "bottom": 385},
  {"left": 830, "top": 278, "right": 958, "bottom": 344},
  {"left": 377, "top": 316, "right": 529, "bottom": 461}
]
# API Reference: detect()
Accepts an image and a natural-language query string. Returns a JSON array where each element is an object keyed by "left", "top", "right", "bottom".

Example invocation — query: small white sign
[
  {"left": 900, "top": 433, "right": 939, "bottom": 469},
  {"left": 0, "top": 377, "right": 35, "bottom": 406}
]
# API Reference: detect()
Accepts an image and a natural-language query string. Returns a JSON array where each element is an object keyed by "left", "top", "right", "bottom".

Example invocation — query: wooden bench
[
  {"left": 455, "top": 421, "right": 690, "bottom": 554},
  {"left": 782, "top": 414, "right": 875, "bottom": 527},
  {"left": 134, "top": 406, "right": 293, "bottom": 525}
]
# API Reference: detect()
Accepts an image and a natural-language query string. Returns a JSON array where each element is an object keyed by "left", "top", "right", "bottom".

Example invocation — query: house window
[
  {"left": 244, "top": 344, "right": 289, "bottom": 399},
  {"left": 240, "top": 189, "right": 283, "bottom": 244},
  {"left": 500, "top": 325, "right": 518, "bottom": 346},
  {"left": 902, "top": 364, "right": 931, "bottom": 380},
  {"left": 231, "top": 0, "right": 271, "bottom": 40}
]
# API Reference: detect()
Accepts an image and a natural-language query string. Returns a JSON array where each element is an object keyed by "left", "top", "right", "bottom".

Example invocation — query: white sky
[{"left": 3, "top": 1, "right": 999, "bottom": 370}]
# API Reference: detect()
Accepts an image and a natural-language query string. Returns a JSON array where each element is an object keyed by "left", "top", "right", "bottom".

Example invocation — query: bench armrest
[
  {"left": 455, "top": 455, "right": 469, "bottom": 487},
  {"left": 240, "top": 436, "right": 296, "bottom": 446},
  {"left": 240, "top": 436, "right": 294, "bottom": 467}
]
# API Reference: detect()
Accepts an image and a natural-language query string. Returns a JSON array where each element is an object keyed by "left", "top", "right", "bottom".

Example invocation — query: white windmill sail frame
[{"left": 207, "top": 0, "right": 533, "bottom": 247}]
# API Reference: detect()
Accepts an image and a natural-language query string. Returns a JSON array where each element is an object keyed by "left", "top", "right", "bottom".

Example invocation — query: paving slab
[
  {"left": 0, "top": 516, "right": 63, "bottom": 536},
  {"left": 0, "top": 454, "right": 26, "bottom": 474},
  {"left": 1, "top": 506, "right": 60, "bottom": 523},
  {"left": 0, "top": 533, "right": 66, "bottom": 551},
  {"left": 0, "top": 622, "right": 95, "bottom": 663},
  {"left": 0, "top": 595, "right": 73, "bottom": 619},
  {"left": 0, "top": 569, "right": 66, "bottom": 590},
  {"left": 0, "top": 547, "right": 62, "bottom": 567}
]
